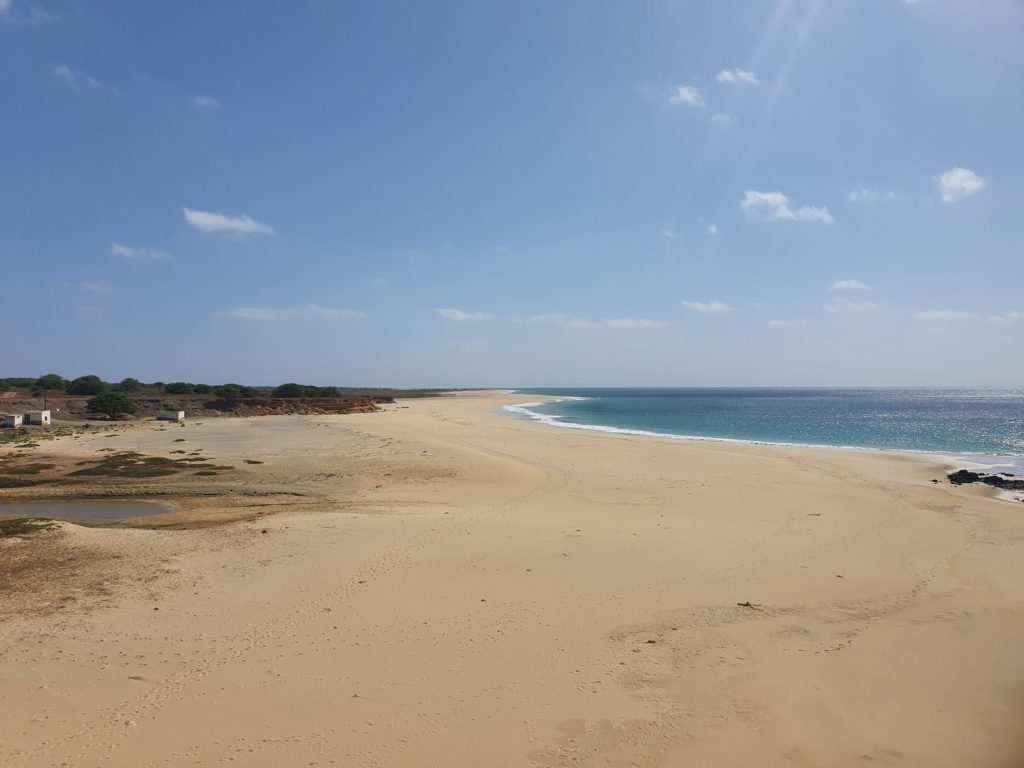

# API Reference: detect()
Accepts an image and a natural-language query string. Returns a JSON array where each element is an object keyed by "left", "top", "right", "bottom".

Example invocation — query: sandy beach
[{"left": 2, "top": 391, "right": 1023, "bottom": 767}]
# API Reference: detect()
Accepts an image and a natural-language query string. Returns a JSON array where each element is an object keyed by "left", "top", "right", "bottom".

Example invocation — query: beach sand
[{"left": 2, "top": 391, "right": 1023, "bottom": 767}]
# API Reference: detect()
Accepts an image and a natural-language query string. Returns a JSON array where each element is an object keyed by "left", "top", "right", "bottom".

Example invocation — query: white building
[
  {"left": 2, "top": 413, "right": 23, "bottom": 428},
  {"left": 157, "top": 410, "right": 185, "bottom": 422},
  {"left": 24, "top": 410, "right": 51, "bottom": 426}
]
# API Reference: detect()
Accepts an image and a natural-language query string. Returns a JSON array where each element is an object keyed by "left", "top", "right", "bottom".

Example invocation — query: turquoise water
[{"left": 506, "top": 388, "right": 1024, "bottom": 471}]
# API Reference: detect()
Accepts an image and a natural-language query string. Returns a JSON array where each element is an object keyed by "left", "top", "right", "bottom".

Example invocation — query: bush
[
  {"left": 193, "top": 384, "right": 214, "bottom": 394},
  {"left": 86, "top": 392, "right": 138, "bottom": 420},
  {"left": 119, "top": 378, "right": 142, "bottom": 392},
  {"left": 164, "top": 382, "right": 195, "bottom": 394}
]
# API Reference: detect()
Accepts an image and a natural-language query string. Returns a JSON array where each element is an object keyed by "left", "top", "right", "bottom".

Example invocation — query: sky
[{"left": 2, "top": 0, "right": 1022, "bottom": 388}]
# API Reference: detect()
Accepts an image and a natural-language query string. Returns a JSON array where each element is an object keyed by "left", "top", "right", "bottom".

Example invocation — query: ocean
[{"left": 505, "top": 388, "right": 1024, "bottom": 473}]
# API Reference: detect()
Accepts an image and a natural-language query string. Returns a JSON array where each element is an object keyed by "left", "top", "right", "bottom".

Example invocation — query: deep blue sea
[{"left": 505, "top": 389, "right": 1024, "bottom": 473}]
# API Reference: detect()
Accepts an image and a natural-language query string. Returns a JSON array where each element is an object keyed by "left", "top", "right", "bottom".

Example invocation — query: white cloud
[
  {"left": 659, "top": 225, "right": 676, "bottom": 238},
  {"left": 717, "top": 69, "right": 758, "bottom": 85},
  {"left": 936, "top": 167, "right": 986, "bottom": 203},
  {"left": 825, "top": 297, "right": 880, "bottom": 313},
  {"left": 769, "top": 319, "right": 803, "bottom": 328},
  {"left": 741, "top": 190, "right": 833, "bottom": 224},
  {"left": 987, "top": 311, "right": 1024, "bottom": 325},
  {"left": 846, "top": 188, "right": 901, "bottom": 203},
  {"left": 183, "top": 207, "right": 275, "bottom": 238},
  {"left": 0, "top": 1, "right": 10, "bottom": 13},
  {"left": 830, "top": 279, "right": 870, "bottom": 291},
  {"left": 225, "top": 304, "right": 364, "bottom": 321},
  {"left": 710, "top": 113, "right": 736, "bottom": 124},
  {"left": 705, "top": 223, "right": 718, "bottom": 236},
  {"left": 682, "top": 300, "right": 734, "bottom": 314},
  {"left": 604, "top": 318, "right": 666, "bottom": 329},
  {"left": 110, "top": 242, "right": 171, "bottom": 261},
  {"left": 915, "top": 310, "right": 976, "bottom": 321},
  {"left": 51, "top": 64, "right": 102, "bottom": 91},
  {"left": 435, "top": 308, "right": 492, "bottom": 322},
  {"left": 667, "top": 85, "right": 704, "bottom": 108},
  {"left": 191, "top": 95, "right": 220, "bottom": 109}
]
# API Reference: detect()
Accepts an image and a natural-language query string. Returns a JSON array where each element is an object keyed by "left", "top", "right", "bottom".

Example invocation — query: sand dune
[{"left": 2, "top": 392, "right": 1023, "bottom": 767}]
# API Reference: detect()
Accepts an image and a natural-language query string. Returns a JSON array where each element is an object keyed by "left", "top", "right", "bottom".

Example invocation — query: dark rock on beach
[{"left": 948, "top": 469, "right": 1024, "bottom": 491}]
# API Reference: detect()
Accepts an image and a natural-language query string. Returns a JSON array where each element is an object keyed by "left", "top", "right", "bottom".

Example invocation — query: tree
[
  {"left": 272, "top": 383, "right": 307, "bottom": 398},
  {"left": 164, "top": 382, "right": 195, "bottom": 394},
  {"left": 86, "top": 392, "right": 138, "bottom": 420},
  {"left": 68, "top": 375, "right": 107, "bottom": 396},
  {"left": 214, "top": 384, "right": 251, "bottom": 407},
  {"left": 36, "top": 373, "right": 69, "bottom": 392},
  {"left": 119, "top": 378, "right": 142, "bottom": 392},
  {"left": 193, "top": 384, "right": 214, "bottom": 394}
]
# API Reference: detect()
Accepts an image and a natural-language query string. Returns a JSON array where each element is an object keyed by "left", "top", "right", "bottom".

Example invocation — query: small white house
[
  {"left": 24, "top": 410, "right": 51, "bottom": 426},
  {"left": 157, "top": 410, "right": 185, "bottom": 422},
  {"left": 2, "top": 413, "right": 23, "bottom": 428}
]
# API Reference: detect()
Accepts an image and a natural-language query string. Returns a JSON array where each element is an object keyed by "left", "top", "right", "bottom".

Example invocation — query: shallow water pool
[{"left": 0, "top": 500, "right": 171, "bottom": 520}]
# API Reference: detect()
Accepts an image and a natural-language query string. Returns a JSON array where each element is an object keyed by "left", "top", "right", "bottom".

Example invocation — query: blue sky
[{"left": 2, "top": 0, "right": 1021, "bottom": 387}]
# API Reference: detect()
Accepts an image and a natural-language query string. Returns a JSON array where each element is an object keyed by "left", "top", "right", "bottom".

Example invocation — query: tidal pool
[{"left": 0, "top": 500, "right": 171, "bottom": 521}]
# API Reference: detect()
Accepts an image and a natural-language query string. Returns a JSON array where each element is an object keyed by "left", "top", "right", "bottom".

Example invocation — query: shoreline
[
  {"left": 500, "top": 394, "right": 1024, "bottom": 504},
  {"left": 3, "top": 391, "right": 1024, "bottom": 766}
]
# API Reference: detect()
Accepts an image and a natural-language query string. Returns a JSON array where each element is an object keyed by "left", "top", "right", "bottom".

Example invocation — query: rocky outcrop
[{"left": 948, "top": 469, "right": 1024, "bottom": 491}]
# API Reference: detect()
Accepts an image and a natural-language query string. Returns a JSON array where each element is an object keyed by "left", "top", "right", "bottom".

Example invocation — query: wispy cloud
[
  {"left": 667, "top": 85, "right": 704, "bottom": 108},
  {"left": 79, "top": 281, "right": 113, "bottom": 294},
  {"left": 2, "top": 2, "right": 58, "bottom": 25},
  {"left": 191, "top": 95, "right": 220, "bottom": 109},
  {"left": 110, "top": 242, "right": 171, "bottom": 261},
  {"left": 825, "top": 297, "right": 880, "bottom": 313},
  {"left": 659, "top": 224, "right": 676, "bottom": 238},
  {"left": 435, "top": 308, "right": 492, "bottom": 322},
  {"left": 183, "top": 207, "right": 275, "bottom": 238},
  {"left": 846, "top": 188, "right": 901, "bottom": 204},
  {"left": 521, "top": 313, "right": 599, "bottom": 329},
  {"left": 682, "top": 300, "right": 734, "bottom": 314},
  {"left": 741, "top": 190, "right": 832, "bottom": 224},
  {"left": 604, "top": 318, "right": 666, "bottom": 329},
  {"left": 224, "top": 304, "right": 364, "bottom": 321},
  {"left": 988, "top": 311, "right": 1024, "bottom": 325},
  {"left": 936, "top": 167, "right": 986, "bottom": 203},
  {"left": 769, "top": 319, "right": 803, "bottom": 328},
  {"left": 915, "top": 310, "right": 976, "bottom": 322},
  {"left": 830, "top": 279, "right": 870, "bottom": 291},
  {"left": 51, "top": 64, "right": 103, "bottom": 91},
  {"left": 710, "top": 113, "right": 736, "bottom": 124},
  {"left": 705, "top": 223, "right": 718, "bottom": 236},
  {"left": 519, "top": 313, "right": 665, "bottom": 329},
  {"left": 716, "top": 69, "right": 758, "bottom": 85}
]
